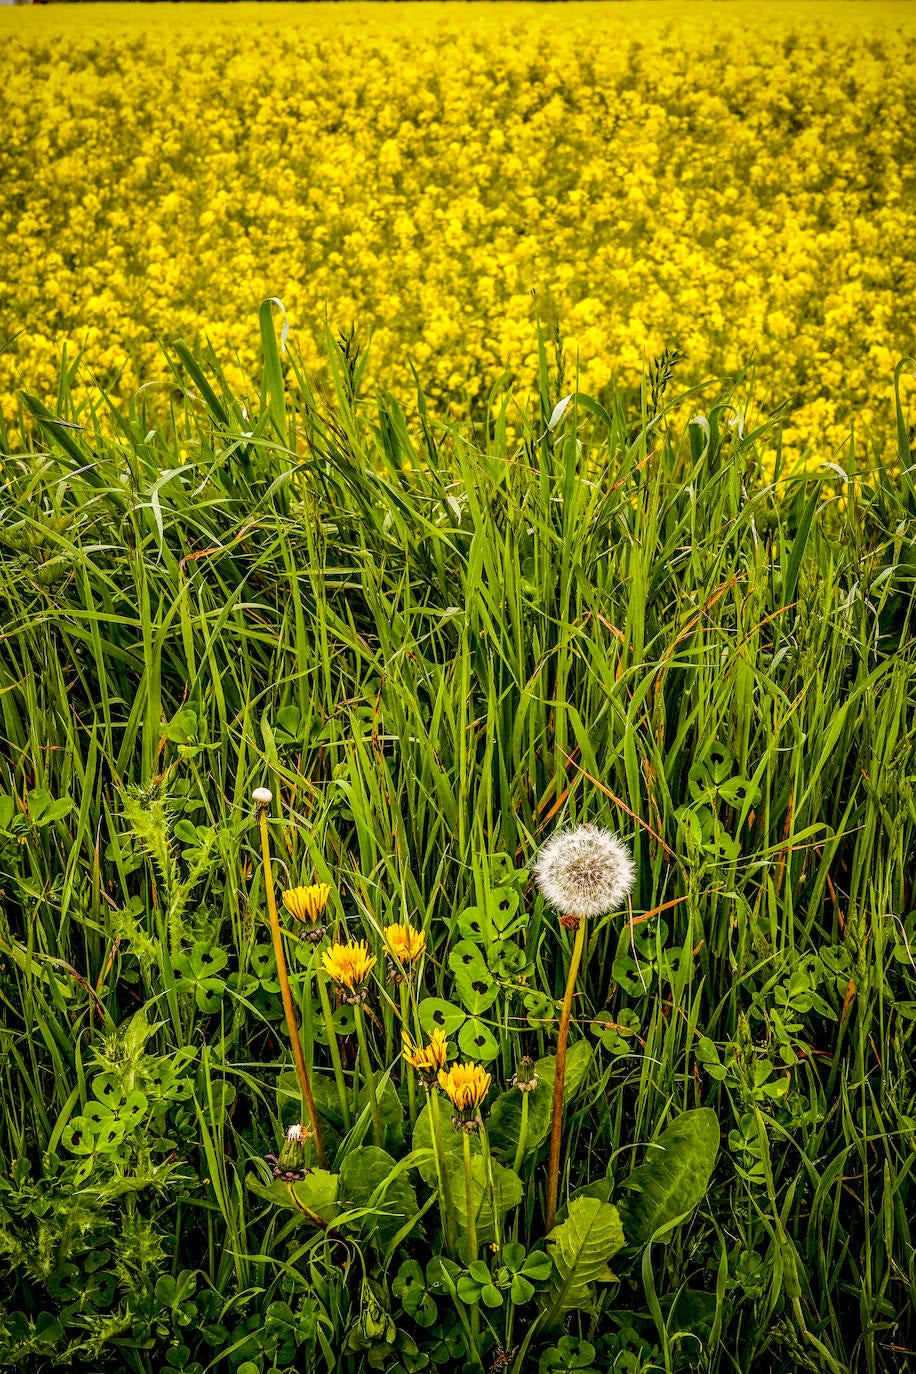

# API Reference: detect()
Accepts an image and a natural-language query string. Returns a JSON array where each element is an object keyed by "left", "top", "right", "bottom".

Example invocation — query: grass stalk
[
  {"left": 258, "top": 801, "right": 327, "bottom": 1168},
  {"left": 317, "top": 973, "right": 352, "bottom": 1133},
  {"left": 354, "top": 1003, "right": 383, "bottom": 1147},
  {"left": 399, "top": 980, "right": 417, "bottom": 1128},
  {"left": 427, "top": 1084, "right": 457, "bottom": 1256}
]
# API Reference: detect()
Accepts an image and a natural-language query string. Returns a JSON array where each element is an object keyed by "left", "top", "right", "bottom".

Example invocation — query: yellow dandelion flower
[
  {"left": 439, "top": 1060, "right": 491, "bottom": 1126},
  {"left": 283, "top": 884, "right": 331, "bottom": 940},
  {"left": 402, "top": 1027, "right": 448, "bottom": 1083},
  {"left": 321, "top": 940, "right": 376, "bottom": 1002},
  {"left": 384, "top": 921, "right": 426, "bottom": 967},
  {"left": 283, "top": 884, "right": 331, "bottom": 923}
]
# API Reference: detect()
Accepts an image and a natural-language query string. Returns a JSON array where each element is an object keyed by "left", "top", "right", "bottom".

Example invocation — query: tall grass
[{"left": 0, "top": 319, "right": 914, "bottom": 1372}]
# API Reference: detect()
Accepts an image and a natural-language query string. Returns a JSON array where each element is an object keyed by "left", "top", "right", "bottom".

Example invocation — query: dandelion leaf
[
  {"left": 338, "top": 1146, "right": 419, "bottom": 1250},
  {"left": 445, "top": 1153, "right": 523, "bottom": 1248},
  {"left": 486, "top": 1041, "right": 592, "bottom": 1164},
  {"left": 247, "top": 1168, "right": 339, "bottom": 1226},
  {"left": 543, "top": 1196, "right": 625, "bottom": 1321},
  {"left": 618, "top": 1108, "right": 720, "bottom": 1247}
]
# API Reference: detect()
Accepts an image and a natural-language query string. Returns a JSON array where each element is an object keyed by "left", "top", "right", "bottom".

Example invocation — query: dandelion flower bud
[
  {"left": 533, "top": 823, "right": 634, "bottom": 926},
  {"left": 252, "top": 787, "right": 273, "bottom": 810},
  {"left": 510, "top": 1055, "right": 539, "bottom": 1094},
  {"left": 267, "top": 1120, "right": 313, "bottom": 1180}
]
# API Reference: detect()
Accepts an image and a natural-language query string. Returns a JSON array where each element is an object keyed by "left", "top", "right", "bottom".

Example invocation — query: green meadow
[{"left": 1, "top": 317, "right": 915, "bottom": 1373}]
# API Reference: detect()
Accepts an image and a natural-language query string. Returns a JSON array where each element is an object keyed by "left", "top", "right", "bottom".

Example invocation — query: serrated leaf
[{"left": 543, "top": 1197, "right": 625, "bottom": 1321}]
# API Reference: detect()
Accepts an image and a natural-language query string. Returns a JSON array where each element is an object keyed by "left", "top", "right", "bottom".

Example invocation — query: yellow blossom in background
[
  {"left": 1, "top": 3, "right": 916, "bottom": 464},
  {"left": 384, "top": 922, "right": 426, "bottom": 967},
  {"left": 438, "top": 1061, "right": 491, "bottom": 1113},
  {"left": 321, "top": 939, "right": 376, "bottom": 996},
  {"left": 402, "top": 1027, "right": 449, "bottom": 1080}
]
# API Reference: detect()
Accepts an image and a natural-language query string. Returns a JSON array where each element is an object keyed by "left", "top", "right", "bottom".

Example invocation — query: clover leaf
[
  {"left": 456, "top": 1259, "right": 503, "bottom": 1308},
  {"left": 173, "top": 943, "right": 228, "bottom": 1012}
]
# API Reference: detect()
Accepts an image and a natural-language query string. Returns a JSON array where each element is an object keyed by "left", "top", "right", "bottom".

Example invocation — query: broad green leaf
[
  {"left": 411, "top": 1093, "right": 470, "bottom": 1187},
  {"left": 445, "top": 1153, "right": 522, "bottom": 1247},
  {"left": 542, "top": 1197, "right": 625, "bottom": 1321},
  {"left": 338, "top": 1146, "right": 419, "bottom": 1249},
  {"left": 618, "top": 1108, "right": 720, "bottom": 1247},
  {"left": 453, "top": 968, "right": 500, "bottom": 1015},
  {"left": 354, "top": 1078, "right": 405, "bottom": 1151},
  {"left": 487, "top": 1042, "right": 593, "bottom": 1163},
  {"left": 457, "top": 1015, "right": 500, "bottom": 1061},
  {"left": 448, "top": 939, "right": 490, "bottom": 979},
  {"left": 246, "top": 1168, "right": 340, "bottom": 1225},
  {"left": 418, "top": 996, "right": 466, "bottom": 1037}
]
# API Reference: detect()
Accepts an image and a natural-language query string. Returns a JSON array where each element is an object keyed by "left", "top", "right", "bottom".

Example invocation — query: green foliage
[
  {"left": 618, "top": 1108, "right": 720, "bottom": 1246},
  {"left": 1, "top": 321, "right": 915, "bottom": 1372},
  {"left": 543, "top": 1196, "right": 626, "bottom": 1320}
]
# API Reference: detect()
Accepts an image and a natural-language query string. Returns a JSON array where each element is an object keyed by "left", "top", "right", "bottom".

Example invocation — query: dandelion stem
[
  {"left": 427, "top": 1085, "right": 457, "bottom": 1256},
  {"left": 462, "top": 1127, "right": 478, "bottom": 1261},
  {"left": 461, "top": 1126, "right": 482, "bottom": 1363},
  {"left": 258, "top": 806, "right": 327, "bottom": 1168},
  {"left": 317, "top": 973, "right": 351, "bottom": 1133},
  {"left": 355, "top": 1003, "right": 383, "bottom": 1147},
  {"left": 398, "top": 981, "right": 417, "bottom": 1128},
  {"left": 545, "top": 916, "right": 586, "bottom": 1231},
  {"left": 512, "top": 1090, "right": 530, "bottom": 1177},
  {"left": 480, "top": 1119, "right": 500, "bottom": 1252}
]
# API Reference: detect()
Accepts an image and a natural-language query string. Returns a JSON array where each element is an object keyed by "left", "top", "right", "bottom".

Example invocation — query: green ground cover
[{"left": 0, "top": 317, "right": 915, "bottom": 1372}]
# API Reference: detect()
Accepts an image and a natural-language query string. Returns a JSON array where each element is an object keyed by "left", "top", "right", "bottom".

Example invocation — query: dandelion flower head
[
  {"left": 384, "top": 921, "right": 426, "bottom": 965},
  {"left": 322, "top": 939, "right": 377, "bottom": 993},
  {"left": 533, "top": 823, "right": 634, "bottom": 919},
  {"left": 438, "top": 1061, "right": 491, "bottom": 1112},
  {"left": 283, "top": 884, "right": 331, "bottom": 925},
  {"left": 402, "top": 1027, "right": 448, "bottom": 1080}
]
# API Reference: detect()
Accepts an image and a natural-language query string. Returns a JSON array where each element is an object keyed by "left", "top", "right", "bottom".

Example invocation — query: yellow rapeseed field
[{"left": 2, "top": 2, "right": 915, "bottom": 461}]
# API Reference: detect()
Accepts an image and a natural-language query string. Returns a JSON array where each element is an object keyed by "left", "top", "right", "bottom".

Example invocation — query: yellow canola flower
[
  {"left": 438, "top": 1061, "right": 491, "bottom": 1113},
  {"left": 282, "top": 884, "right": 331, "bottom": 924},
  {"left": 384, "top": 921, "right": 426, "bottom": 966},
  {"left": 2, "top": 2, "right": 915, "bottom": 466},
  {"left": 322, "top": 940, "right": 376, "bottom": 997},
  {"left": 402, "top": 1027, "right": 449, "bottom": 1079}
]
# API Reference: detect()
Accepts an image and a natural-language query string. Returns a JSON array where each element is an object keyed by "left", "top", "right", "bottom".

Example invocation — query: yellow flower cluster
[
  {"left": 2, "top": 2, "right": 915, "bottom": 461},
  {"left": 283, "top": 884, "right": 331, "bottom": 926},
  {"left": 384, "top": 922, "right": 426, "bottom": 967}
]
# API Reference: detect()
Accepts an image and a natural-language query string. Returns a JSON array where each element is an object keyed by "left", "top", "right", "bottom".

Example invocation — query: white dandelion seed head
[
  {"left": 252, "top": 786, "right": 273, "bottom": 808},
  {"left": 533, "top": 823, "right": 635, "bottom": 918},
  {"left": 285, "top": 1122, "right": 305, "bottom": 1143}
]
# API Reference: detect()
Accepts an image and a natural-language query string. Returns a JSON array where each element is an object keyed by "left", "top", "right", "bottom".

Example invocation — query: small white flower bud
[{"left": 252, "top": 787, "right": 273, "bottom": 808}]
